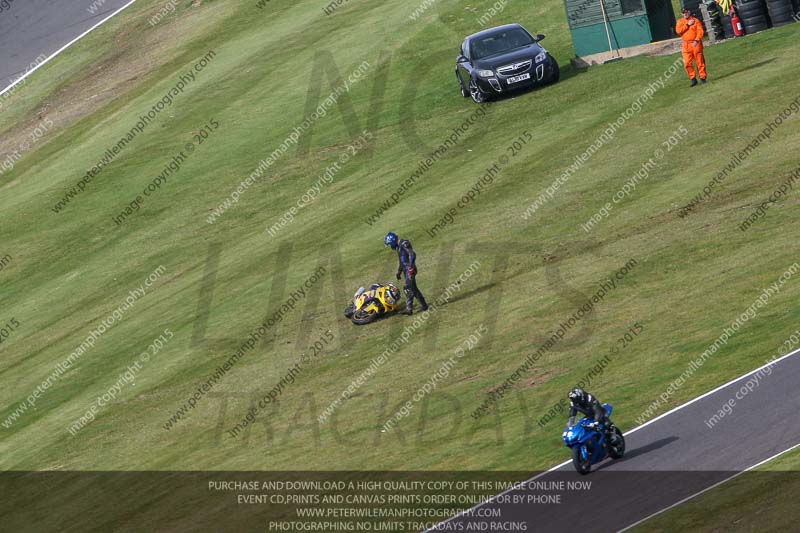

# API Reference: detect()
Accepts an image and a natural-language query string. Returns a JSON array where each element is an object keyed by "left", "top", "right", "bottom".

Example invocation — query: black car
[{"left": 455, "top": 23, "right": 559, "bottom": 103}]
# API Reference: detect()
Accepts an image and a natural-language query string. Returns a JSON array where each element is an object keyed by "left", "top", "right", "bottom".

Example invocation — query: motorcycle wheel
[
  {"left": 608, "top": 427, "right": 626, "bottom": 459},
  {"left": 352, "top": 308, "right": 379, "bottom": 325},
  {"left": 571, "top": 445, "right": 592, "bottom": 475}
]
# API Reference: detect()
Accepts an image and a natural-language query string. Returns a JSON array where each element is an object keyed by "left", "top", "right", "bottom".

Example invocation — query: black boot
[
  {"left": 690, "top": 78, "right": 698, "bottom": 87},
  {"left": 402, "top": 287, "right": 415, "bottom": 315}
]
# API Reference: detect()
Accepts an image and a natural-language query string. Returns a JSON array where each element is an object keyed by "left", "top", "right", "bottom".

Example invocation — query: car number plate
[{"left": 507, "top": 73, "right": 530, "bottom": 84}]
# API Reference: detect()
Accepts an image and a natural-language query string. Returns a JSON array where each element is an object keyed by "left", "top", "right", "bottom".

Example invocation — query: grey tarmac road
[
  {"left": 430, "top": 349, "right": 800, "bottom": 532},
  {"left": 0, "top": 0, "right": 133, "bottom": 89}
]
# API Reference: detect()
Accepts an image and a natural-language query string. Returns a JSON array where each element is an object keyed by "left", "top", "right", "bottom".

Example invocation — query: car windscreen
[{"left": 469, "top": 28, "right": 535, "bottom": 60}]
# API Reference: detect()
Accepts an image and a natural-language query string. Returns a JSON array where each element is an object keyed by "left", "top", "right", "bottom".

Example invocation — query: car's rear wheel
[{"left": 469, "top": 79, "right": 489, "bottom": 103}]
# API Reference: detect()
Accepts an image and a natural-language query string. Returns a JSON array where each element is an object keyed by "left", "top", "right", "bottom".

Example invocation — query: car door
[{"left": 456, "top": 39, "right": 471, "bottom": 87}]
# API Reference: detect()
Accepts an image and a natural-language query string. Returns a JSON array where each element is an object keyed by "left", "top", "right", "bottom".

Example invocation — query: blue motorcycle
[{"left": 562, "top": 403, "right": 625, "bottom": 475}]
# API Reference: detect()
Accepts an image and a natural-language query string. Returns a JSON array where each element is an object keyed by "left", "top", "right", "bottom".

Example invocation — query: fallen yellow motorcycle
[{"left": 343, "top": 283, "right": 401, "bottom": 325}]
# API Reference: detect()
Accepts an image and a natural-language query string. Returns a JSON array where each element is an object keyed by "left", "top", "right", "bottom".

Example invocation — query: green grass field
[
  {"left": 1, "top": 0, "right": 799, "bottom": 503},
  {"left": 634, "top": 445, "right": 800, "bottom": 532}
]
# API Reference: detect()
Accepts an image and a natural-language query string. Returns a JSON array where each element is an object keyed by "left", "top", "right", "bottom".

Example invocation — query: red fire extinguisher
[{"left": 731, "top": 12, "right": 744, "bottom": 36}]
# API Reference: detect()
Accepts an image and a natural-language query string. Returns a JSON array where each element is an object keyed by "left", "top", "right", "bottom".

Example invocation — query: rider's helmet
[
  {"left": 385, "top": 283, "right": 400, "bottom": 304},
  {"left": 384, "top": 232, "right": 398, "bottom": 250},
  {"left": 568, "top": 387, "right": 586, "bottom": 404}
]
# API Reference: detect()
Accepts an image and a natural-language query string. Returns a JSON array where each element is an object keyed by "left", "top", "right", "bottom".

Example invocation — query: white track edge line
[
  {"left": 617, "top": 440, "right": 800, "bottom": 532},
  {"left": 426, "top": 346, "right": 800, "bottom": 532},
  {"left": 0, "top": 0, "right": 138, "bottom": 98}
]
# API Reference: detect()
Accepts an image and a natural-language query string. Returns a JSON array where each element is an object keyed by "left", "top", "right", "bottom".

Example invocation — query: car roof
[{"left": 465, "top": 23, "right": 527, "bottom": 42}]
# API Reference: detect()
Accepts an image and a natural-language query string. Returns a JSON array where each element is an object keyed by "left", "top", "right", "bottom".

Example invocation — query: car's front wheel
[
  {"left": 469, "top": 79, "right": 489, "bottom": 103},
  {"left": 456, "top": 72, "right": 469, "bottom": 98},
  {"left": 549, "top": 60, "right": 560, "bottom": 84}
]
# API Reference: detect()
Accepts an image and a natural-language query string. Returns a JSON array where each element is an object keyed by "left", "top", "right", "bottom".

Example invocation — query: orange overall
[{"left": 676, "top": 16, "right": 706, "bottom": 80}]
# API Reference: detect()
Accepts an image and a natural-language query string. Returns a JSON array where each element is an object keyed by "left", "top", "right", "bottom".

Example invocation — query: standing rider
[{"left": 384, "top": 232, "right": 428, "bottom": 315}]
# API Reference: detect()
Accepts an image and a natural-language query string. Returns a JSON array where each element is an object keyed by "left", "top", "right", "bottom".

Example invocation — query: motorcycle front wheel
[
  {"left": 351, "top": 308, "right": 379, "bottom": 325},
  {"left": 571, "top": 445, "right": 592, "bottom": 475}
]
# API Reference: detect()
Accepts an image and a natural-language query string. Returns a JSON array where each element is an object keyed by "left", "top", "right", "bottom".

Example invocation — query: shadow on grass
[
  {"left": 439, "top": 281, "right": 498, "bottom": 306},
  {"left": 712, "top": 58, "right": 775, "bottom": 82},
  {"left": 558, "top": 62, "right": 590, "bottom": 83}
]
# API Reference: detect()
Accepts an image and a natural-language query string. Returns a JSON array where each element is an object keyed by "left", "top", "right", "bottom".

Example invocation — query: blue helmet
[{"left": 384, "top": 232, "right": 398, "bottom": 250}]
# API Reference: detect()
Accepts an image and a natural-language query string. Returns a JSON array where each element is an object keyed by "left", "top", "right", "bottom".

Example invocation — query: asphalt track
[
  {"left": 429, "top": 348, "right": 800, "bottom": 532},
  {"left": 4, "top": 3, "right": 799, "bottom": 531},
  {"left": 0, "top": 0, "right": 133, "bottom": 91}
]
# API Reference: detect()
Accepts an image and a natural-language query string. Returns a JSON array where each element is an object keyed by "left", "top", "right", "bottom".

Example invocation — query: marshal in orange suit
[{"left": 676, "top": 8, "right": 707, "bottom": 86}]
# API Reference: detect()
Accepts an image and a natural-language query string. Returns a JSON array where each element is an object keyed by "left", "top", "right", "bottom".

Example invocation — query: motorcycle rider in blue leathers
[{"left": 384, "top": 232, "right": 428, "bottom": 315}]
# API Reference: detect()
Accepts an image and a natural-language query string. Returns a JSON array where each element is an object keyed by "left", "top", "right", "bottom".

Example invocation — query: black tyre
[
  {"left": 571, "top": 445, "right": 592, "bottom": 475},
  {"left": 456, "top": 72, "right": 469, "bottom": 98},
  {"left": 351, "top": 308, "right": 379, "bottom": 325},
  {"left": 549, "top": 61, "right": 560, "bottom": 84},
  {"left": 768, "top": 6, "right": 794, "bottom": 16},
  {"left": 745, "top": 21, "right": 770, "bottom": 31},
  {"left": 738, "top": 1, "right": 766, "bottom": 16},
  {"left": 738, "top": 6, "right": 766, "bottom": 17},
  {"left": 468, "top": 78, "right": 490, "bottom": 103},
  {"left": 608, "top": 427, "right": 626, "bottom": 459},
  {"left": 767, "top": 5, "right": 794, "bottom": 18},
  {"left": 743, "top": 14, "right": 769, "bottom": 24},
  {"left": 721, "top": 15, "right": 735, "bottom": 37}
]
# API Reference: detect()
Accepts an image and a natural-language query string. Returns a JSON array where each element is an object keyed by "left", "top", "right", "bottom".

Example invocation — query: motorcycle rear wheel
[
  {"left": 571, "top": 445, "right": 592, "bottom": 475},
  {"left": 608, "top": 427, "right": 626, "bottom": 459}
]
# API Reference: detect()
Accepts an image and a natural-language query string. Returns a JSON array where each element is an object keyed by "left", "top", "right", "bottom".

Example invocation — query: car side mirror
[
  {"left": 536, "top": 34, "right": 545, "bottom": 41},
  {"left": 457, "top": 55, "right": 468, "bottom": 63}
]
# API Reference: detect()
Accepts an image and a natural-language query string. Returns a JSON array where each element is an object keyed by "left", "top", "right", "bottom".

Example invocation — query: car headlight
[
  {"left": 535, "top": 52, "right": 547, "bottom": 63},
  {"left": 476, "top": 69, "right": 494, "bottom": 77}
]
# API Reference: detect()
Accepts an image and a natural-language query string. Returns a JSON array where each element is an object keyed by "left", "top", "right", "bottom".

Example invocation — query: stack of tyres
[
  {"left": 705, "top": 1, "right": 726, "bottom": 37},
  {"left": 765, "top": 0, "right": 796, "bottom": 26},
  {"left": 721, "top": 14, "right": 736, "bottom": 37},
  {"left": 681, "top": 0, "right": 705, "bottom": 22},
  {"left": 736, "top": 0, "right": 770, "bottom": 32}
]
